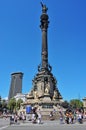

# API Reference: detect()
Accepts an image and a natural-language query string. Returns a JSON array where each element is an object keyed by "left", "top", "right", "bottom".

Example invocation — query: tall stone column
[{"left": 40, "top": 4, "right": 49, "bottom": 71}]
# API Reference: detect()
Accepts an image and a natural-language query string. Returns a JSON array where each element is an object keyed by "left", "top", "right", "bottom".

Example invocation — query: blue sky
[{"left": 0, "top": 0, "right": 86, "bottom": 101}]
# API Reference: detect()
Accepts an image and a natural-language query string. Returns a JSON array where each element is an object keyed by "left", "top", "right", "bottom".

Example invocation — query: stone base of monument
[{"left": 40, "top": 94, "right": 51, "bottom": 102}]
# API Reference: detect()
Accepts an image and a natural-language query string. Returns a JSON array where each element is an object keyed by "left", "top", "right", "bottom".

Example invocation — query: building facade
[
  {"left": 8, "top": 72, "right": 23, "bottom": 100},
  {"left": 14, "top": 93, "right": 26, "bottom": 102},
  {"left": 83, "top": 97, "right": 86, "bottom": 113}
]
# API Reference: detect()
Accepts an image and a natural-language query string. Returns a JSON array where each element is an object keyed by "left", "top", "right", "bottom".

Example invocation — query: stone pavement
[
  {"left": 0, "top": 118, "right": 86, "bottom": 130},
  {"left": 19, "top": 119, "right": 86, "bottom": 126},
  {"left": 0, "top": 118, "right": 9, "bottom": 127}
]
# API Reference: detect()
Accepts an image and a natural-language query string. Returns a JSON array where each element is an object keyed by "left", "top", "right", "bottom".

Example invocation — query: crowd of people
[
  {"left": 59, "top": 109, "right": 86, "bottom": 124},
  {"left": 2, "top": 107, "right": 86, "bottom": 125},
  {"left": 9, "top": 107, "right": 42, "bottom": 125}
]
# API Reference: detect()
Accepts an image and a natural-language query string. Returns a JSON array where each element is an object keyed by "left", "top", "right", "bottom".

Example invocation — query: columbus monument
[{"left": 23, "top": 3, "right": 63, "bottom": 115}]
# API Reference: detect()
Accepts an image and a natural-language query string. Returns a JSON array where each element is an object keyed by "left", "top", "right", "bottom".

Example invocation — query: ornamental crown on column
[{"left": 40, "top": 3, "right": 49, "bottom": 30}]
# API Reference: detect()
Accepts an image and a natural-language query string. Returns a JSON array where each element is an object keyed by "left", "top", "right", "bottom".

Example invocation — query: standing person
[
  {"left": 10, "top": 113, "right": 14, "bottom": 125},
  {"left": 22, "top": 112, "right": 25, "bottom": 123},
  {"left": 49, "top": 111, "right": 54, "bottom": 120},
  {"left": 32, "top": 113, "right": 36, "bottom": 123},
  {"left": 38, "top": 112, "right": 42, "bottom": 124},
  {"left": 59, "top": 111, "right": 64, "bottom": 124},
  {"left": 84, "top": 112, "right": 86, "bottom": 119},
  {"left": 14, "top": 114, "right": 18, "bottom": 124},
  {"left": 78, "top": 112, "right": 83, "bottom": 124},
  {"left": 65, "top": 113, "right": 69, "bottom": 124},
  {"left": 19, "top": 112, "right": 22, "bottom": 120}
]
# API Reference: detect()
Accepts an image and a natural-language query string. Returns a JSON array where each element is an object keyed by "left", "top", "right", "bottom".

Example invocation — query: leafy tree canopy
[
  {"left": 16, "top": 99, "right": 23, "bottom": 109},
  {"left": 69, "top": 99, "right": 83, "bottom": 109},
  {"left": 7, "top": 98, "right": 16, "bottom": 112}
]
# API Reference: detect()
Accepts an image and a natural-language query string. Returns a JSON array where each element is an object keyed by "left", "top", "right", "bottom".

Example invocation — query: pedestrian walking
[
  {"left": 37, "top": 110, "right": 42, "bottom": 124},
  {"left": 22, "top": 112, "right": 25, "bottom": 123},
  {"left": 14, "top": 114, "right": 18, "bottom": 124},
  {"left": 59, "top": 111, "right": 64, "bottom": 124},
  {"left": 32, "top": 113, "right": 36, "bottom": 123},
  {"left": 10, "top": 113, "right": 14, "bottom": 125},
  {"left": 49, "top": 111, "right": 54, "bottom": 120}
]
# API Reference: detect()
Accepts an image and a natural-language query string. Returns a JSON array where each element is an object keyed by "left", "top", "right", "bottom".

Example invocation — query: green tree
[
  {"left": 16, "top": 99, "right": 23, "bottom": 110},
  {"left": 2, "top": 99, "right": 8, "bottom": 113},
  {"left": 7, "top": 98, "right": 16, "bottom": 113},
  {"left": 2, "top": 99, "right": 7, "bottom": 108},
  {"left": 69, "top": 99, "right": 83, "bottom": 109}
]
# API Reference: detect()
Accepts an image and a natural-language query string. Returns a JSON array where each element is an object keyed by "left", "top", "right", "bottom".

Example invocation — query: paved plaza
[{"left": 0, "top": 118, "right": 86, "bottom": 130}]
